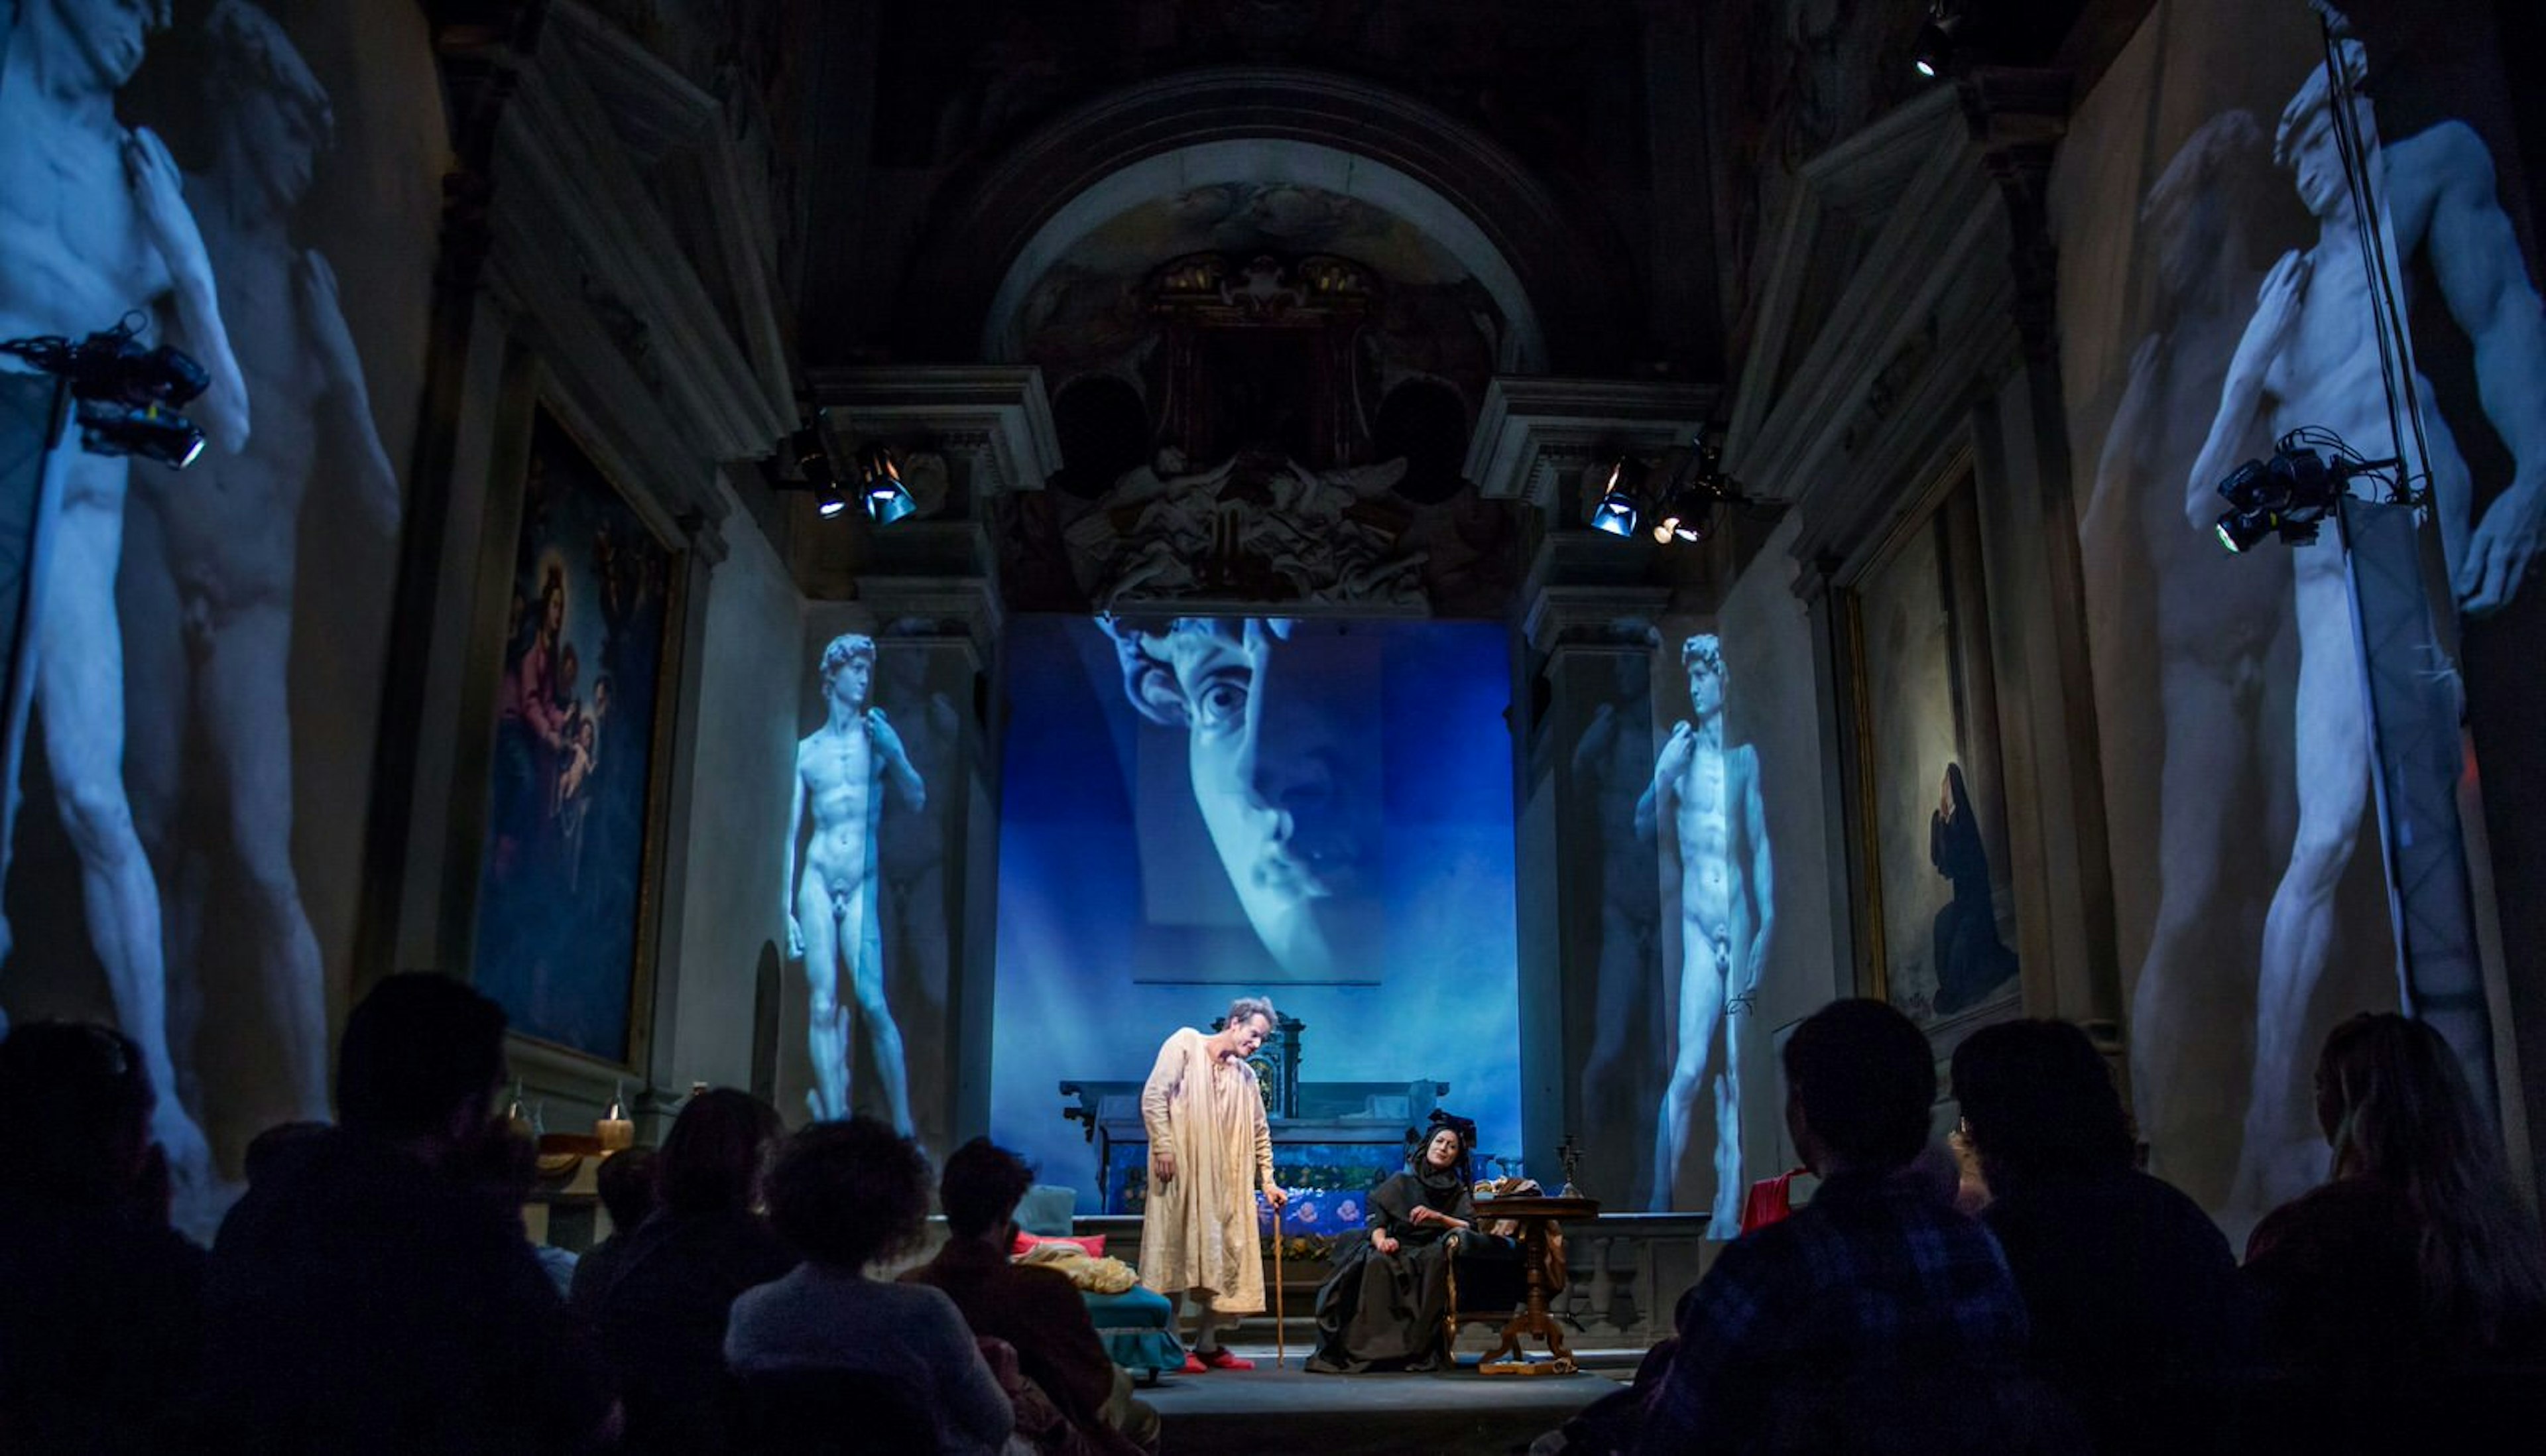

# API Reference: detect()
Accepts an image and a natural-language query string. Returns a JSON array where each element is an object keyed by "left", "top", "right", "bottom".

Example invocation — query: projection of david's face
[{"left": 1116, "top": 619, "right": 1383, "bottom": 980}]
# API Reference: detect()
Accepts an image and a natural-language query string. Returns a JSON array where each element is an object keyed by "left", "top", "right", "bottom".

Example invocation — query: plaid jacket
[{"left": 1634, "top": 1168, "right": 2030, "bottom": 1454}]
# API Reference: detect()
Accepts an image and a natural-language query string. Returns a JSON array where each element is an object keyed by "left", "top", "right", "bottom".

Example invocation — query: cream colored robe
[{"left": 1135, "top": 1026, "right": 1274, "bottom": 1313}]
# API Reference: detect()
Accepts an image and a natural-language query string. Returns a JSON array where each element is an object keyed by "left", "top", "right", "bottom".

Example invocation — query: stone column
[
  {"left": 1520, "top": 581, "right": 1673, "bottom": 1211},
  {"left": 801, "top": 365, "right": 1056, "bottom": 1148}
]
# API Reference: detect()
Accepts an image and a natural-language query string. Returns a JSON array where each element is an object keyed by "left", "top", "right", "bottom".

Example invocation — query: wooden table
[{"left": 1471, "top": 1194, "right": 1600, "bottom": 1375}]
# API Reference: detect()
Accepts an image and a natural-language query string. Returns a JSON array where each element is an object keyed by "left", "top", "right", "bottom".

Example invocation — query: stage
[{"left": 1144, "top": 1335, "right": 1627, "bottom": 1456}]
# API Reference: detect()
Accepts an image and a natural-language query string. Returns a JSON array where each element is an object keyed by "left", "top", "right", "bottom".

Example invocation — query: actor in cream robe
[{"left": 1137, "top": 1025, "right": 1277, "bottom": 1317}]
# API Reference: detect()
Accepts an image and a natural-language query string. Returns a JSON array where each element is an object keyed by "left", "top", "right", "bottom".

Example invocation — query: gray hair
[{"left": 1225, "top": 996, "right": 1277, "bottom": 1032}]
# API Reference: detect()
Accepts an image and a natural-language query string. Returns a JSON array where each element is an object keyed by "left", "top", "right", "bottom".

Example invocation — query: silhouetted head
[
  {"left": 243, "top": 1119, "right": 332, "bottom": 1186},
  {"left": 334, "top": 973, "right": 508, "bottom": 1150},
  {"left": 0, "top": 1021, "right": 156, "bottom": 1209},
  {"left": 2313, "top": 1012, "right": 2546, "bottom": 1341},
  {"left": 657, "top": 1088, "right": 782, "bottom": 1216},
  {"left": 938, "top": 1136, "right": 1034, "bottom": 1240},
  {"left": 1951, "top": 1018, "right": 2133, "bottom": 1189},
  {"left": 766, "top": 1117, "right": 930, "bottom": 1270},
  {"left": 1782, "top": 999, "right": 1935, "bottom": 1175},
  {"left": 595, "top": 1144, "right": 660, "bottom": 1233}
]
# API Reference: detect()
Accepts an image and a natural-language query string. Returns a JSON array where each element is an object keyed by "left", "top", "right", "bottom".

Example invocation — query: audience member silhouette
[
  {"left": 904, "top": 1136, "right": 1161, "bottom": 1455},
  {"left": 576, "top": 1089, "right": 794, "bottom": 1456},
  {"left": 200, "top": 973, "right": 618, "bottom": 1454},
  {"left": 1634, "top": 999, "right": 2074, "bottom": 1455},
  {"left": 727, "top": 1117, "right": 1015, "bottom": 1455},
  {"left": 1952, "top": 1019, "right": 2258, "bottom": 1445},
  {"left": 0, "top": 1021, "right": 204, "bottom": 1454},
  {"left": 458, "top": 1113, "right": 577, "bottom": 1294},
  {"left": 568, "top": 1142, "right": 661, "bottom": 1304},
  {"left": 241, "top": 1119, "right": 332, "bottom": 1187},
  {"left": 2245, "top": 1012, "right": 2546, "bottom": 1376}
]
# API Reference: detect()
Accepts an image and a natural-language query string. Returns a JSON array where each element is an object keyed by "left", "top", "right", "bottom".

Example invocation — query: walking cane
[{"left": 1272, "top": 1191, "right": 1286, "bottom": 1369}]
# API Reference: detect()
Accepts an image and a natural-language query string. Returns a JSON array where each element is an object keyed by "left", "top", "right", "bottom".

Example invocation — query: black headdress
[{"left": 1411, "top": 1108, "right": 1479, "bottom": 1193}]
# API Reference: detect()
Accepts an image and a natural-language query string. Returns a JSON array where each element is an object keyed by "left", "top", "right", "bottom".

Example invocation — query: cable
[{"left": 2319, "top": 16, "right": 2434, "bottom": 509}]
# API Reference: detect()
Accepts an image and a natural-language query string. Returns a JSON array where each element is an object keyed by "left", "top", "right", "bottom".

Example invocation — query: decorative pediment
[
  {"left": 1463, "top": 377, "right": 1717, "bottom": 509},
  {"left": 806, "top": 366, "right": 1063, "bottom": 503},
  {"left": 484, "top": 1, "right": 795, "bottom": 526},
  {"left": 1723, "top": 84, "right": 2024, "bottom": 566}
]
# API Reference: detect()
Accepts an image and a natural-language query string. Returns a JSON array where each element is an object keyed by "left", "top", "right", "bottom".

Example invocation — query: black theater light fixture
[
  {"left": 1, "top": 314, "right": 210, "bottom": 469},
  {"left": 1589, "top": 461, "right": 1642, "bottom": 538},
  {"left": 857, "top": 442, "right": 916, "bottom": 524},
  {"left": 780, "top": 420, "right": 850, "bottom": 518},
  {"left": 1911, "top": 3, "right": 1965, "bottom": 80},
  {"left": 2211, "top": 428, "right": 2399, "bottom": 555},
  {"left": 1588, "top": 428, "right": 1760, "bottom": 547},
  {"left": 2212, "top": 14, "right": 2434, "bottom": 560}
]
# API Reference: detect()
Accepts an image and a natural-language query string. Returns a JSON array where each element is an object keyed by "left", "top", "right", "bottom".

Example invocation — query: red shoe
[
  {"left": 1175, "top": 1353, "right": 1208, "bottom": 1375},
  {"left": 1197, "top": 1347, "right": 1254, "bottom": 1371}
]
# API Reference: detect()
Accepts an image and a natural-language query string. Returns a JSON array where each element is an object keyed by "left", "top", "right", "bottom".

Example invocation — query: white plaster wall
[
  {"left": 661, "top": 483, "right": 803, "bottom": 1095},
  {"left": 1717, "top": 513, "right": 1845, "bottom": 1176}
]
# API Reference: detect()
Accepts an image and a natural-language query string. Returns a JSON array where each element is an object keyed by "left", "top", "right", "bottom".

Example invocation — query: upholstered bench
[{"left": 1014, "top": 1185, "right": 1185, "bottom": 1381}]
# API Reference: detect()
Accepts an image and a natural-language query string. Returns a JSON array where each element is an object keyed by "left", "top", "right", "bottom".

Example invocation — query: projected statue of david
[
  {"left": 2184, "top": 39, "right": 2546, "bottom": 1211},
  {"left": 785, "top": 634, "right": 923, "bottom": 1130},
  {"left": 0, "top": 0, "right": 251, "bottom": 1207},
  {"left": 1639, "top": 635, "right": 1772, "bottom": 1224}
]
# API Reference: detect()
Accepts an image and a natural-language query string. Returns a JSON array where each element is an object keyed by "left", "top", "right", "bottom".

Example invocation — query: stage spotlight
[
  {"left": 2, "top": 315, "right": 212, "bottom": 469},
  {"left": 1589, "top": 462, "right": 1640, "bottom": 537},
  {"left": 1911, "top": 4, "right": 1963, "bottom": 79},
  {"left": 788, "top": 425, "right": 849, "bottom": 518},
  {"left": 858, "top": 443, "right": 916, "bottom": 524},
  {"left": 1653, "top": 485, "right": 1705, "bottom": 544},
  {"left": 2215, "top": 507, "right": 2279, "bottom": 554},
  {"left": 2210, "top": 438, "right": 2375, "bottom": 553},
  {"left": 75, "top": 398, "right": 204, "bottom": 469}
]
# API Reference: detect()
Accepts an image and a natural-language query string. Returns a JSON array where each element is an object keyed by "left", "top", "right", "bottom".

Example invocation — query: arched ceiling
[
  {"left": 981, "top": 140, "right": 1545, "bottom": 372},
  {"left": 893, "top": 66, "right": 1637, "bottom": 373}
]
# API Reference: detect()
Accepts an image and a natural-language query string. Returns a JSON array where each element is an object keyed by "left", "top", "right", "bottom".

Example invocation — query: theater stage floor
[{"left": 1144, "top": 1339, "right": 1627, "bottom": 1456}]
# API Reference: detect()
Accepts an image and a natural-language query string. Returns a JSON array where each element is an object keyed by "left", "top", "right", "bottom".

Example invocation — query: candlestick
[{"left": 597, "top": 1079, "right": 635, "bottom": 1154}]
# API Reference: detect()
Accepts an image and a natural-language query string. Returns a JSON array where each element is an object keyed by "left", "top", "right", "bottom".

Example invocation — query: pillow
[
  {"left": 1014, "top": 1183, "right": 1077, "bottom": 1238},
  {"left": 1011, "top": 1230, "right": 1107, "bottom": 1259}
]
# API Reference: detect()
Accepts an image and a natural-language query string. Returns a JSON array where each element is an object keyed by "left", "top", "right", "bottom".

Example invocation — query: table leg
[{"left": 1479, "top": 1218, "right": 1575, "bottom": 1375}]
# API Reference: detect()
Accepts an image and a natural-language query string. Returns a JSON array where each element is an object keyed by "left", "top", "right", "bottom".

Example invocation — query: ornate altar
[{"left": 1060, "top": 1017, "right": 1450, "bottom": 1212}]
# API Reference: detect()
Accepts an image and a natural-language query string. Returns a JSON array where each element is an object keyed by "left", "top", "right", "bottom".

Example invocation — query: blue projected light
[{"left": 989, "top": 617, "right": 1524, "bottom": 1201}]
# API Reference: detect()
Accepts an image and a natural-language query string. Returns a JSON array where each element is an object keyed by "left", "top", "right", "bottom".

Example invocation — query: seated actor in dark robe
[{"left": 1307, "top": 1113, "right": 1516, "bottom": 1373}]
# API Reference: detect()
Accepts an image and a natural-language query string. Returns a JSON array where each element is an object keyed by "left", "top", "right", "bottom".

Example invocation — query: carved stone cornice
[
  {"left": 489, "top": 1, "right": 794, "bottom": 491},
  {"left": 857, "top": 576, "right": 1005, "bottom": 670},
  {"left": 1465, "top": 377, "right": 1717, "bottom": 509},
  {"left": 1724, "top": 83, "right": 2024, "bottom": 571},
  {"left": 804, "top": 366, "right": 1062, "bottom": 501},
  {"left": 1521, "top": 583, "right": 1673, "bottom": 656}
]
